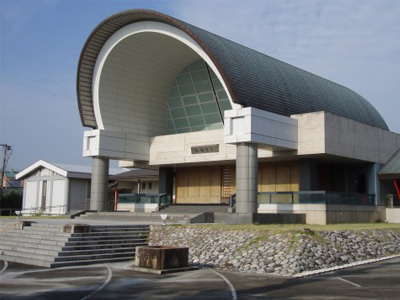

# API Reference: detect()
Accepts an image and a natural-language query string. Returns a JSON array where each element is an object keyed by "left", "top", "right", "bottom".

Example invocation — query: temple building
[{"left": 77, "top": 9, "right": 400, "bottom": 224}]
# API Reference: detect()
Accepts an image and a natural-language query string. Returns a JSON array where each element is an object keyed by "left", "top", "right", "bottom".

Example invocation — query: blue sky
[{"left": 1, "top": 0, "right": 399, "bottom": 170}]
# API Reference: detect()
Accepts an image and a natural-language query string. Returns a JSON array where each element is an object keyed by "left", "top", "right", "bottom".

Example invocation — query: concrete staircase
[{"left": 0, "top": 222, "right": 149, "bottom": 268}]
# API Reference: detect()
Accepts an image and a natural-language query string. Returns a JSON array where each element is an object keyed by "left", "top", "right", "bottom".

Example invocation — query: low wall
[
  {"left": 258, "top": 204, "right": 385, "bottom": 225},
  {"left": 149, "top": 225, "right": 400, "bottom": 277},
  {"left": 386, "top": 208, "right": 400, "bottom": 223},
  {"left": 117, "top": 203, "right": 158, "bottom": 212}
]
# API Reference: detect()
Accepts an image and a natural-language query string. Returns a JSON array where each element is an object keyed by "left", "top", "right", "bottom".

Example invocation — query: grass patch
[{"left": 187, "top": 223, "right": 400, "bottom": 232}]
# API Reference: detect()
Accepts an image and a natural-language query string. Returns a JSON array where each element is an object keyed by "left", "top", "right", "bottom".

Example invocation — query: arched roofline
[{"left": 77, "top": 9, "right": 237, "bottom": 128}]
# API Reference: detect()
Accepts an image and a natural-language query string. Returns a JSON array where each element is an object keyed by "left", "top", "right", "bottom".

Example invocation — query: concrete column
[
  {"left": 90, "top": 156, "right": 109, "bottom": 211},
  {"left": 236, "top": 143, "right": 258, "bottom": 214},
  {"left": 159, "top": 167, "right": 174, "bottom": 195}
]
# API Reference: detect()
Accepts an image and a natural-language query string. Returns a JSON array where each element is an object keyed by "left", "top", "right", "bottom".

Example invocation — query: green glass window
[
  {"left": 166, "top": 59, "right": 232, "bottom": 134},
  {"left": 186, "top": 105, "right": 202, "bottom": 116}
]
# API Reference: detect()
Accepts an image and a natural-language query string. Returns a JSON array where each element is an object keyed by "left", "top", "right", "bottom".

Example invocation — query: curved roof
[{"left": 77, "top": 9, "right": 388, "bottom": 130}]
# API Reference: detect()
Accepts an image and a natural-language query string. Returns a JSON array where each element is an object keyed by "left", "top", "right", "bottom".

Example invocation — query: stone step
[
  {"left": 0, "top": 230, "right": 70, "bottom": 238},
  {"left": 50, "top": 256, "right": 135, "bottom": 268},
  {"left": 0, "top": 240, "right": 63, "bottom": 252},
  {"left": 54, "top": 251, "right": 137, "bottom": 262},
  {"left": 0, "top": 254, "right": 52, "bottom": 268},
  {"left": 70, "top": 230, "right": 150, "bottom": 237},
  {"left": 0, "top": 244, "right": 60, "bottom": 257},
  {"left": 67, "top": 234, "right": 148, "bottom": 242},
  {"left": 62, "top": 242, "right": 147, "bottom": 251},
  {"left": 90, "top": 225, "right": 150, "bottom": 231},
  {"left": 0, "top": 249, "right": 56, "bottom": 262},
  {"left": 58, "top": 245, "right": 147, "bottom": 257},
  {"left": 64, "top": 238, "right": 147, "bottom": 247},
  {"left": 2, "top": 235, "right": 70, "bottom": 244}
]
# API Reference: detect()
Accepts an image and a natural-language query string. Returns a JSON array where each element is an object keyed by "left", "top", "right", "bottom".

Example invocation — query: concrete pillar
[
  {"left": 159, "top": 167, "right": 174, "bottom": 195},
  {"left": 236, "top": 143, "right": 258, "bottom": 214},
  {"left": 90, "top": 156, "right": 109, "bottom": 211}
]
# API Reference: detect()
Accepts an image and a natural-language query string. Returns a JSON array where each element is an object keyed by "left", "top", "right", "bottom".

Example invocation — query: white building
[{"left": 16, "top": 160, "right": 122, "bottom": 215}]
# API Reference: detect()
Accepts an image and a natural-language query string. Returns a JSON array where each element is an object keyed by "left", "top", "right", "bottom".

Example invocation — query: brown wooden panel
[
  {"left": 210, "top": 166, "right": 221, "bottom": 198},
  {"left": 176, "top": 166, "right": 222, "bottom": 204},
  {"left": 290, "top": 163, "right": 300, "bottom": 191},
  {"left": 188, "top": 168, "right": 199, "bottom": 198},
  {"left": 199, "top": 168, "right": 211, "bottom": 197}
]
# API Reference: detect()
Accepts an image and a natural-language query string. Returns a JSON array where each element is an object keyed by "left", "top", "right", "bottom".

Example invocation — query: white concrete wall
[
  {"left": 224, "top": 107, "right": 298, "bottom": 150},
  {"left": 117, "top": 203, "right": 158, "bottom": 212},
  {"left": 149, "top": 129, "right": 291, "bottom": 166},
  {"left": 386, "top": 208, "right": 400, "bottom": 223},
  {"left": 23, "top": 181, "right": 38, "bottom": 211},
  {"left": 258, "top": 204, "right": 385, "bottom": 225},
  {"left": 258, "top": 204, "right": 327, "bottom": 225},
  {"left": 292, "top": 111, "right": 400, "bottom": 163}
]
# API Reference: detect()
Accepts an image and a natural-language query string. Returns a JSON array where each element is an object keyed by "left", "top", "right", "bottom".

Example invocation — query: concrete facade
[{"left": 76, "top": 10, "right": 400, "bottom": 223}]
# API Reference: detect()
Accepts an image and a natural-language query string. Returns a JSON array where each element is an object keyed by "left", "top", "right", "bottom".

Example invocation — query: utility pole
[{"left": 0, "top": 144, "right": 12, "bottom": 209}]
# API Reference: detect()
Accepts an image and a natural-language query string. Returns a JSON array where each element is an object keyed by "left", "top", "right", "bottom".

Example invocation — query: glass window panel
[
  {"left": 188, "top": 116, "right": 205, "bottom": 127},
  {"left": 201, "top": 102, "right": 219, "bottom": 114},
  {"left": 210, "top": 69, "right": 218, "bottom": 79},
  {"left": 191, "top": 125, "right": 207, "bottom": 131},
  {"left": 177, "top": 127, "right": 191, "bottom": 133},
  {"left": 169, "top": 87, "right": 180, "bottom": 98},
  {"left": 207, "top": 123, "right": 223, "bottom": 130},
  {"left": 198, "top": 93, "right": 215, "bottom": 103},
  {"left": 189, "top": 60, "right": 206, "bottom": 72},
  {"left": 204, "top": 113, "right": 222, "bottom": 125},
  {"left": 166, "top": 110, "right": 172, "bottom": 120},
  {"left": 219, "top": 100, "right": 232, "bottom": 111},
  {"left": 194, "top": 81, "right": 212, "bottom": 93},
  {"left": 191, "top": 70, "right": 209, "bottom": 82},
  {"left": 217, "top": 90, "right": 228, "bottom": 100},
  {"left": 182, "top": 95, "right": 198, "bottom": 106},
  {"left": 177, "top": 73, "right": 193, "bottom": 85},
  {"left": 168, "top": 97, "right": 183, "bottom": 109},
  {"left": 168, "top": 127, "right": 176, "bottom": 134},
  {"left": 178, "top": 84, "right": 195, "bottom": 96},
  {"left": 167, "top": 120, "right": 175, "bottom": 130},
  {"left": 185, "top": 105, "right": 202, "bottom": 116},
  {"left": 212, "top": 79, "right": 223, "bottom": 90},
  {"left": 170, "top": 108, "right": 186, "bottom": 119},
  {"left": 174, "top": 118, "right": 190, "bottom": 129}
]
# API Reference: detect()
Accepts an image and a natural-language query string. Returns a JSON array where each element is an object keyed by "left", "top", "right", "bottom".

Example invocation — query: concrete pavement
[{"left": 1, "top": 257, "right": 400, "bottom": 299}]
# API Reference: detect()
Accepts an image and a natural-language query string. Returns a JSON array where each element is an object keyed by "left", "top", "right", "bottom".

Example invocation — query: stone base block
[{"left": 135, "top": 246, "right": 189, "bottom": 270}]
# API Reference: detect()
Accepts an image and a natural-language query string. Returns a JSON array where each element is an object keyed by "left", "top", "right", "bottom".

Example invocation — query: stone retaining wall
[{"left": 149, "top": 226, "right": 400, "bottom": 276}]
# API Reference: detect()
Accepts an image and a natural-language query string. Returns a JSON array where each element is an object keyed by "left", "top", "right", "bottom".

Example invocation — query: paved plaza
[{"left": 1, "top": 257, "right": 399, "bottom": 299}]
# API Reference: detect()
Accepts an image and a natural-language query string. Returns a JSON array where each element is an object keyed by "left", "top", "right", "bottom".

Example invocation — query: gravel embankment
[{"left": 149, "top": 226, "right": 400, "bottom": 276}]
